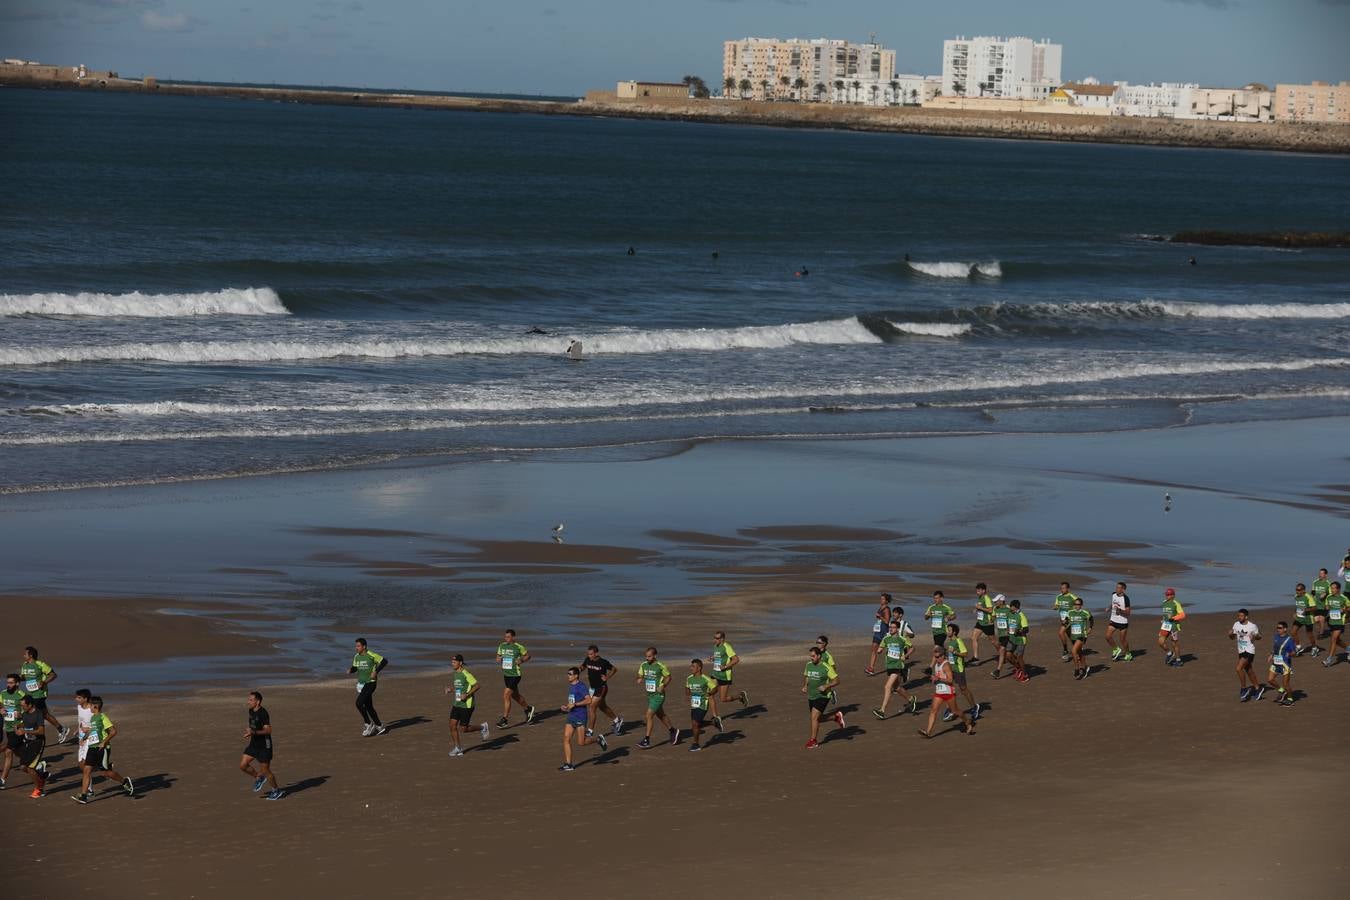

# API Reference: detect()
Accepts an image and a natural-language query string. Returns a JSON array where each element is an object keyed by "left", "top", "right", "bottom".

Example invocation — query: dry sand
[{"left": 6, "top": 610, "right": 1346, "bottom": 898}]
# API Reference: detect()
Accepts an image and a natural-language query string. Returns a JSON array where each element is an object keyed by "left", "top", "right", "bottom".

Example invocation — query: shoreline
[{"left": 5, "top": 77, "right": 1350, "bottom": 155}]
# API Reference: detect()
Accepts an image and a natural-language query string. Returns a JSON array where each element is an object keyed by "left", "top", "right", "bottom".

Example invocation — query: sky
[{"left": 4, "top": 0, "right": 1349, "bottom": 95}]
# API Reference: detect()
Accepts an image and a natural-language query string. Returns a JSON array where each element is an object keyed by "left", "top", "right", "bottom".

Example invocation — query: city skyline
[{"left": 3, "top": 0, "right": 1348, "bottom": 96}]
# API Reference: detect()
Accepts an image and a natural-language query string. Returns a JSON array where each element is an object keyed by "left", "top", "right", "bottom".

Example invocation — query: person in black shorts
[
  {"left": 240, "top": 691, "right": 284, "bottom": 800},
  {"left": 14, "top": 696, "right": 49, "bottom": 798},
  {"left": 580, "top": 645, "right": 624, "bottom": 737}
]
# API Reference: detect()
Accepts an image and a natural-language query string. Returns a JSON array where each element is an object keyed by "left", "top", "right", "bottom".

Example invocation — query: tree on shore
[
  {"left": 778, "top": 74, "right": 790, "bottom": 100},
  {"left": 738, "top": 78, "right": 751, "bottom": 99},
  {"left": 682, "top": 74, "right": 710, "bottom": 99},
  {"left": 759, "top": 78, "right": 770, "bottom": 101},
  {"left": 723, "top": 75, "right": 736, "bottom": 98},
  {"left": 851, "top": 79, "right": 861, "bottom": 103},
  {"left": 813, "top": 82, "right": 825, "bottom": 102},
  {"left": 833, "top": 79, "right": 844, "bottom": 102},
  {"left": 794, "top": 77, "right": 807, "bottom": 101},
  {"left": 888, "top": 79, "right": 900, "bottom": 105},
  {"left": 953, "top": 81, "right": 966, "bottom": 97},
  {"left": 909, "top": 88, "right": 919, "bottom": 105}
]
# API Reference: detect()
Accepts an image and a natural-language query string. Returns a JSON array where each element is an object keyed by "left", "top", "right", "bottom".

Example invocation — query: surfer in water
[
  {"left": 795, "top": 266, "right": 810, "bottom": 278},
  {"left": 1188, "top": 256, "right": 1197, "bottom": 266},
  {"left": 565, "top": 340, "right": 585, "bottom": 360},
  {"left": 626, "top": 246, "right": 636, "bottom": 256}
]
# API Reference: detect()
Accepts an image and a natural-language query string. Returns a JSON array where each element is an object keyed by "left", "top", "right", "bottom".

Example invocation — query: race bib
[
  {"left": 645, "top": 678, "right": 657, "bottom": 693},
  {"left": 936, "top": 684, "right": 953, "bottom": 696},
  {"left": 932, "top": 615, "right": 945, "bottom": 630},
  {"left": 887, "top": 646, "right": 902, "bottom": 659},
  {"left": 1160, "top": 621, "right": 1173, "bottom": 632},
  {"left": 1332, "top": 609, "right": 1344, "bottom": 622},
  {"left": 1071, "top": 623, "right": 1084, "bottom": 636},
  {"left": 25, "top": 680, "right": 38, "bottom": 692},
  {"left": 3, "top": 709, "right": 14, "bottom": 722},
  {"left": 356, "top": 681, "right": 365, "bottom": 692},
  {"left": 501, "top": 654, "right": 514, "bottom": 670},
  {"left": 454, "top": 687, "right": 463, "bottom": 701},
  {"left": 691, "top": 695, "right": 703, "bottom": 709},
  {"left": 996, "top": 615, "right": 1008, "bottom": 630},
  {"left": 713, "top": 662, "right": 723, "bottom": 672}
]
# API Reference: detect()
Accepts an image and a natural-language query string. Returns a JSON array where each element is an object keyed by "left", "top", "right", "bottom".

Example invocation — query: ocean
[{"left": 3, "top": 87, "right": 1349, "bottom": 494}]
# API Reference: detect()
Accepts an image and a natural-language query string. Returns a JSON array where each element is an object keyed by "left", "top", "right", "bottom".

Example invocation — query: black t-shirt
[
  {"left": 21, "top": 709, "right": 43, "bottom": 741},
  {"left": 580, "top": 657, "right": 614, "bottom": 690},
  {"left": 248, "top": 706, "right": 270, "bottom": 739}
]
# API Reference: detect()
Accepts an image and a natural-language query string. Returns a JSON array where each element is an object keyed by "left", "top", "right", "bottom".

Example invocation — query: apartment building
[
  {"left": 1275, "top": 81, "right": 1350, "bottom": 123},
  {"left": 1183, "top": 84, "right": 1274, "bottom": 122},
  {"left": 941, "top": 36, "right": 1062, "bottom": 100},
  {"left": 1113, "top": 82, "right": 1198, "bottom": 118},
  {"left": 722, "top": 37, "right": 896, "bottom": 103}
]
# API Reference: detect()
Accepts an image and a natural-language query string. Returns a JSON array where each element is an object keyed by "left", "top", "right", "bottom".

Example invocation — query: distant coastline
[{"left": 5, "top": 67, "right": 1350, "bottom": 155}]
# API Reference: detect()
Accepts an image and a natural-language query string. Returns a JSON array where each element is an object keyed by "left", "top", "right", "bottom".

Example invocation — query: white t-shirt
[
  {"left": 1109, "top": 592, "right": 1131, "bottom": 625},
  {"left": 1231, "top": 621, "right": 1260, "bottom": 655},
  {"left": 893, "top": 618, "right": 915, "bottom": 639},
  {"left": 76, "top": 703, "right": 93, "bottom": 761}
]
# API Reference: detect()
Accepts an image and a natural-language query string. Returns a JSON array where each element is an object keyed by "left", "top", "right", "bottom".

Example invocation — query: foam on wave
[
  {"left": 0, "top": 287, "right": 288, "bottom": 318},
  {"left": 907, "top": 261, "right": 1002, "bottom": 279},
  {"left": 886, "top": 321, "right": 973, "bottom": 337}
]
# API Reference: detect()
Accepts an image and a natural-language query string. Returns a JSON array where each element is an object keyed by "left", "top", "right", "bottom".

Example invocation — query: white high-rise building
[
  {"left": 1114, "top": 82, "right": 1198, "bottom": 118},
  {"left": 941, "top": 36, "right": 1062, "bottom": 101}
]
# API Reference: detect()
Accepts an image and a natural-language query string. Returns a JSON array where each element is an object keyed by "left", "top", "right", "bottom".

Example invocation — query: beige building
[
  {"left": 1275, "top": 81, "right": 1350, "bottom": 123},
  {"left": 722, "top": 37, "right": 897, "bottom": 104},
  {"left": 615, "top": 81, "right": 689, "bottom": 100},
  {"left": 1183, "top": 84, "right": 1274, "bottom": 122}
]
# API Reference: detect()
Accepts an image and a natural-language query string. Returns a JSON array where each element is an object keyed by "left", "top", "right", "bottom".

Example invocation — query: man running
[
  {"left": 1292, "top": 583, "right": 1319, "bottom": 656},
  {"left": 19, "top": 647, "right": 68, "bottom": 744},
  {"left": 685, "top": 659, "right": 719, "bottom": 751},
  {"left": 635, "top": 647, "right": 677, "bottom": 749},
  {"left": 0, "top": 674, "right": 26, "bottom": 790},
  {"left": 1066, "top": 596, "right": 1094, "bottom": 679},
  {"left": 866, "top": 593, "right": 893, "bottom": 675},
  {"left": 71, "top": 696, "right": 134, "bottom": 803},
  {"left": 708, "top": 631, "right": 748, "bottom": 720},
  {"left": 801, "top": 645, "right": 844, "bottom": 749},
  {"left": 872, "top": 618, "right": 916, "bottom": 719},
  {"left": 1007, "top": 599, "right": 1031, "bottom": 682},
  {"left": 496, "top": 629, "right": 536, "bottom": 729},
  {"left": 989, "top": 595, "right": 1013, "bottom": 679},
  {"left": 1311, "top": 568, "right": 1332, "bottom": 641},
  {"left": 1158, "top": 588, "right": 1185, "bottom": 667},
  {"left": 971, "top": 583, "right": 996, "bottom": 664},
  {"left": 559, "top": 666, "right": 607, "bottom": 771},
  {"left": 943, "top": 624, "right": 980, "bottom": 720},
  {"left": 919, "top": 646, "right": 975, "bottom": 738},
  {"left": 445, "top": 654, "right": 488, "bottom": 757},
  {"left": 814, "top": 636, "right": 840, "bottom": 707},
  {"left": 1267, "top": 622, "right": 1296, "bottom": 706},
  {"left": 1321, "top": 582, "right": 1346, "bottom": 666},
  {"left": 580, "top": 645, "right": 623, "bottom": 736},
  {"left": 1105, "top": 582, "right": 1132, "bottom": 662},
  {"left": 73, "top": 688, "right": 93, "bottom": 777},
  {"left": 349, "top": 638, "right": 388, "bottom": 737},
  {"left": 1228, "top": 609, "right": 1262, "bottom": 701},
  {"left": 240, "top": 691, "right": 284, "bottom": 800},
  {"left": 1053, "top": 583, "right": 1079, "bottom": 662},
  {"left": 13, "top": 696, "right": 48, "bottom": 798},
  {"left": 924, "top": 592, "right": 955, "bottom": 648}
]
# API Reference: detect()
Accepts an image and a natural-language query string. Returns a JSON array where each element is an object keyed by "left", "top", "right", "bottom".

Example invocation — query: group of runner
[{"left": 1, "top": 647, "right": 136, "bottom": 803}]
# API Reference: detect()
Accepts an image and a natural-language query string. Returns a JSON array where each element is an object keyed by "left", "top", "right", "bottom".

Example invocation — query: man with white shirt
[
  {"left": 73, "top": 689, "right": 93, "bottom": 767},
  {"left": 1229, "top": 609, "right": 1262, "bottom": 702},
  {"left": 1105, "top": 582, "right": 1133, "bottom": 662}
]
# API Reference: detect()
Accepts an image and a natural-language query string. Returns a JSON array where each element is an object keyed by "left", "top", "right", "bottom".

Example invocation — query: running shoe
[
  {"left": 253, "top": 775, "right": 267, "bottom": 792},
  {"left": 1111, "top": 648, "right": 1122, "bottom": 660},
  {"left": 585, "top": 728, "right": 594, "bottom": 737},
  {"left": 1122, "top": 652, "right": 1134, "bottom": 661},
  {"left": 1164, "top": 651, "right": 1173, "bottom": 664},
  {"left": 1323, "top": 657, "right": 1335, "bottom": 668},
  {"left": 448, "top": 747, "right": 464, "bottom": 757},
  {"left": 803, "top": 739, "right": 819, "bottom": 749},
  {"left": 1239, "top": 688, "right": 1251, "bottom": 702},
  {"left": 525, "top": 705, "right": 537, "bottom": 725},
  {"left": 1280, "top": 697, "right": 1295, "bottom": 707},
  {"left": 972, "top": 702, "right": 982, "bottom": 719},
  {"left": 669, "top": 727, "right": 679, "bottom": 746},
  {"left": 1073, "top": 670, "right": 1083, "bottom": 681},
  {"left": 371, "top": 725, "right": 388, "bottom": 736},
  {"left": 1169, "top": 659, "right": 1184, "bottom": 667},
  {"left": 1294, "top": 645, "right": 1304, "bottom": 656},
  {"left": 361, "top": 723, "right": 374, "bottom": 737},
  {"left": 1083, "top": 666, "right": 1092, "bottom": 679},
  {"left": 942, "top": 709, "right": 954, "bottom": 722},
  {"left": 637, "top": 737, "right": 651, "bottom": 749},
  {"left": 480, "top": 722, "right": 490, "bottom": 741},
  {"left": 596, "top": 734, "right": 608, "bottom": 751},
  {"left": 738, "top": 690, "right": 749, "bottom": 706},
  {"left": 29, "top": 789, "right": 44, "bottom": 799},
  {"left": 265, "top": 789, "right": 286, "bottom": 800},
  {"left": 612, "top": 716, "right": 624, "bottom": 735},
  {"left": 865, "top": 667, "right": 876, "bottom": 676},
  {"left": 0, "top": 777, "right": 5, "bottom": 790},
  {"left": 872, "top": 707, "right": 886, "bottom": 720},
  {"left": 35, "top": 761, "right": 47, "bottom": 777},
  {"left": 714, "top": 716, "right": 725, "bottom": 733},
  {"left": 1253, "top": 686, "right": 1266, "bottom": 701},
  {"left": 57, "top": 726, "right": 70, "bottom": 744},
  {"left": 990, "top": 670, "right": 1002, "bottom": 679},
  {"left": 496, "top": 717, "right": 509, "bottom": 728},
  {"left": 1311, "top": 646, "right": 1321, "bottom": 657},
  {"left": 908, "top": 696, "right": 919, "bottom": 713},
  {"left": 689, "top": 743, "right": 701, "bottom": 752},
  {"left": 833, "top": 710, "right": 846, "bottom": 729},
  {"left": 558, "top": 764, "right": 575, "bottom": 772},
  {"left": 122, "top": 777, "right": 135, "bottom": 797},
  {"left": 1060, "top": 652, "right": 1070, "bottom": 661},
  {"left": 71, "top": 792, "right": 93, "bottom": 805}
]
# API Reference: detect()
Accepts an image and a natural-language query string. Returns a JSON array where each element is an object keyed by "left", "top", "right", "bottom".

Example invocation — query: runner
[
  {"left": 1065, "top": 596, "right": 1094, "bottom": 680},
  {"left": 1229, "top": 609, "right": 1262, "bottom": 701},
  {"left": 684, "top": 659, "right": 719, "bottom": 751},
  {"left": 1291, "top": 583, "right": 1321, "bottom": 656},
  {"left": 1105, "top": 582, "right": 1133, "bottom": 662},
  {"left": 872, "top": 618, "right": 916, "bottom": 719},
  {"left": 891, "top": 606, "right": 917, "bottom": 644},
  {"left": 942, "top": 624, "right": 980, "bottom": 720},
  {"left": 19, "top": 647, "right": 68, "bottom": 744},
  {"left": 559, "top": 666, "right": 607, "bottom": 771},
  {"left": 579, "top": 645, "right": 624, "bottom": 736},
  {"left": 239, "top": 691, "right": 284, "bottom": 801},
  {"left": 919, "top": 646, "right": 975, "bottom": 738},
  {"left": 445, "top": 654, "right": 488, "bottom": 757},
  {"left": 1310, "top": 568, "right": 1332, "bottom": 641},
  {"left": 708, "top": 631, "right": 748, "bottom": 720},
  {"left": 1053, "top": 583, "right": 1079, "bottom": 662},
  {"left": 70, "top": 696, "right": 134, "bottom": 803},
  {"left": 866, "top": 593, "right": 893, "bottom": 675},
  {"left": 971, "top": 583, "right": 996, "bottom": 664},
  {"left": 495, "top": 629, "right": 536, "bottom": 729},
  {"left": 13, "top": 696, "right": 48, "bottom": 798},
  {"left": 635, "top": 647, "right": 677, "bottom": 749},
  {"left": 0, "top": 673, "right": 25, "bottom": 790},
  {"left": 924, "top": 591, "right": 955, "bottom": 648},
  {"left": 989, "top": 595, "right": 1013, "bottom": 680},
  {"left": 801, "top": 646, "right": 844, "bottom": 749},
  {"left": 1267, "top": 622, "right": 1296, "bottom": 706},
  {"left": 1321, "top": 582, "right": 1346, "bottom": 666},
  {"left": 349, "top": 638, "right": 388, "bottom": 737},
  {"left": 1158, "top": 588, "right": 1186, "bottom": 667},
  {"left": 1007, "top": 599, "right": 1031, "bottom": 682},
  {"left": 815, "top": 636, "right": 839, "bottom": 707},
  {"left": 73, "top": 688, "right": 93, "bottom": 776}
]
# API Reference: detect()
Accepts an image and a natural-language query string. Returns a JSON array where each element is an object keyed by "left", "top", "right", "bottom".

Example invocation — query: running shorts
[
  {"left": 871, "top": 632, "right": 884, "bottom": 644},
  {"left": 646, "top": 693, "right": 666, "bottom": 713},
  {"left": 85, "top": 745, "right": 114, "bottom": 772},
  {"left": 1239, "top": 652, "right": 1255, "bottom": 662},
  {"left": 1109, "top": 619, "right": 1129, "bottom": 630},
  {"left": 885, "top": 667, "right": 906, "bottom": 680},
  {"left": 1270, "top": 662, "right": 1291, "bottom": 675},
  {"left": 977, "top": 623, "right": 995, "bottom": 636},
  {"left": 953, "top": 671, "right": 968, "bottom": 688},
  {"left": 589, "top": 684, "right": 609, "bottom": 699},
  {"left": 997, "top": 636, "right": 1010, "bottom": 647},
  {"left": 713, "top": 674, "right": 733, "bottom": 687},
  {"left": 503, "top": 676, "right": 522, "bottom": 691},
  {"left": 29, "top": 697, "right": 48, "bottom": 712},
  {"left": 932, "top": 632, "right": 947, "bottom": 646},
  {"left": 0, "top": 730, "right": 18, "bottom": 752},
  {"left": 18, "top": 739, "right": 44, "bottom": 768},
  {"left": 244, "top": 737, "right": 273, "bottom": 764},
  {"left": 450, "top": 706, "right": 474, "bottom": 725},
  {"left": 808, "top": 697, "right": 829, "bottom": 713},
  {"left": 690, "top": 708, "right": 707, "bottom": 724}
]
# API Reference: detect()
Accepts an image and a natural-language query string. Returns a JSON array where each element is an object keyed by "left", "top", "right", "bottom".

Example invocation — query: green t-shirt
[
  {"left": 1311, "top": 579, "right": 1331, "bottom": 608},
  {"left": 1066, "top": 608, "right": 1093, "bottom": 641},
  {"left": 879, "top": 633, "right": 911, "bottom": 670},
  {"left": 87, "top": 712, "right": 113, "bottom": 746},
  {"left": 1294, "top": 592, "right": 1312, "bottom": 617},
  {"left": 975, "top": 594, "right": 994, "bottom": 626},
  {"left": 945, "top": 637, "right": 968, "bottom": 674},
  {"left": 1326, "top": 592, "right": 1347, "bottom": 625},
  {"left": 817, "top": 649, "right": 835, "bottom": 671},
  {"left": 451, "top": 669, "right": 478, "bottom": 709},
  {"left": 993, "top": 606, "right": 1012, "bottom": 637},
  {"left": 925, "top": 603, "right": 955, "bottom": 632},
  {"left": 1010, "top": 611, "right": 1029, "bottom": 645},
  {"left": 19, "top": 660, "right": 52, "bottom": 699},
  {"left": 1161, "top": 598, "right": 1184, "bottom": 632},
  {"left": 711, "top": 642, "right": 736, "bottom": 680},
  {"left": 1055, "top": 593, "right": 1078, "bottom": 618},
  {"left": 687, "top": 674, "right": 717, "bottom": 709},
  {"left": 352, "top": 650, "right": 385, "bottom": 685},
  {"left": 639, "top": 661, "right": 670, "bottom": 697},
  {"left": 803, "top": 661, "right": 834, "bottom": 701},
  {"left": 0, "top": 688, "right": 24, "bottom": 731},
  {"left": 497, "top": 642, "right": 528, "bottom": 677}
]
